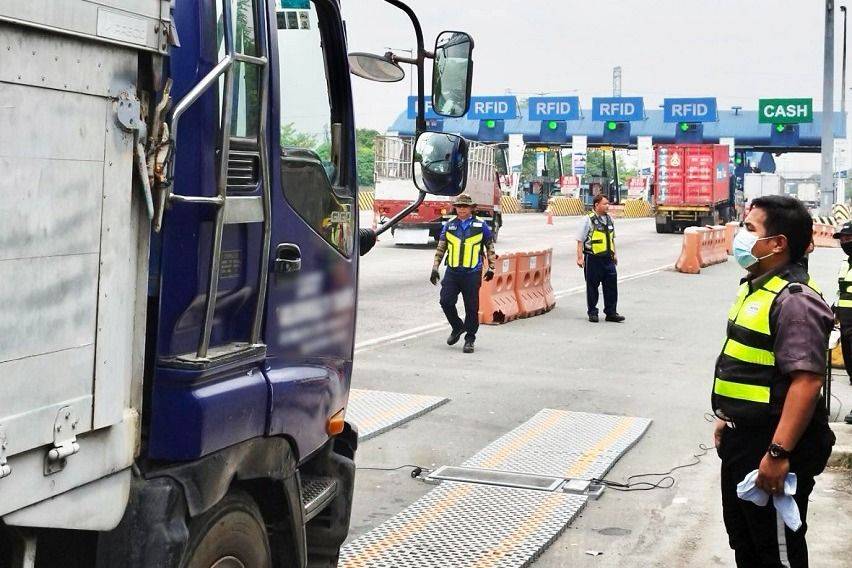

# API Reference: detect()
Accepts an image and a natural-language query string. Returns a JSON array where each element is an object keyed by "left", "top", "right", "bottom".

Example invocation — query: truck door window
[
  {"left": 277, "top": 2, "right": 354, "bottom": 257},
  {"left": 217, "top": 0, "right": 261, "bottom": 138}
]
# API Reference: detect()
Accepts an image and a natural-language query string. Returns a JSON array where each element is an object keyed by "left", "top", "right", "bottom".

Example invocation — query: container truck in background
[
  {"left": 796, "top": 182, "right": 819, "bottom": 207},
  {"left": 374, "top": 136, "right": 502, "bottom": 244},
  {"left": 653, "top": 144, "right": 734, "bottom": 233},
  {"left": 0, "top": 0, "right": 474, "bottom": 565},
  {"left": 744, "top": 173, "right": 785, "bottom": 204}
]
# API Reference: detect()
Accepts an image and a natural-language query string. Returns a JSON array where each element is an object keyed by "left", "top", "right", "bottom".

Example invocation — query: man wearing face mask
[
  {"left": 713, "top": 195, "right": 835, "bottom": 568},
  {"left": 832, "top": 221, "right": 852, "bottom": 423}
]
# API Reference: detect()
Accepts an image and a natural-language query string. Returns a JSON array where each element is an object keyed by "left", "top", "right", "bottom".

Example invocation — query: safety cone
[{"left": 546, "top": 210, "right": 553, "bottom": 225}]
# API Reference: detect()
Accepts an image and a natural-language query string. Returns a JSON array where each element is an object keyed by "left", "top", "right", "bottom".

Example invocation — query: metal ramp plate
[
  {"left": 462, "top": 409, "right": 652, "bottom": 480},
  {"left": 339, "top": 481, "right": 587, "bottom": 568},
  {"left": 347, "top": 389, "right": 449, "bottom": 441}
]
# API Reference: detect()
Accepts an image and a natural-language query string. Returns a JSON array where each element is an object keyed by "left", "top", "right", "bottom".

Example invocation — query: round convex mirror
[{"left": 348, "top": 53, "right": 405, "bottom": 83}]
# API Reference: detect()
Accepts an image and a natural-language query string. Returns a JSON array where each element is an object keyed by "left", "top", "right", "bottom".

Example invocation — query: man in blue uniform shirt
[{"left": 430, "top": 194, "right": 496, "bottom": 353}]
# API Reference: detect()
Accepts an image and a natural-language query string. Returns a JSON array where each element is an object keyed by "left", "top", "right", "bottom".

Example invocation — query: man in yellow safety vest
[
  {"left": 832, "top": 220, "right": 852, "bottom": 423},
  {"left": 430, "top": 194, "right": 496, "bottom": 354},
  {"left": 576, "top": 194, "right": 624, "bottom": 322},
  {"left": 713, "top": 195, "right": 835, "bottom": 567}
]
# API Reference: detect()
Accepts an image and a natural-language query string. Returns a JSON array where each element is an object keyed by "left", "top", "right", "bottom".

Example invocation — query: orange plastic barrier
[
  {"left": 701, "top": 225, "right": 728, "bottom": 266},
  {"left": 813, "top": 223, "right": 839, "bottom": 248},
  {"left": 724, "top": 221, "right": 739, "bottom": 255},
  {"left": 676, "top": 225, "right": 728, "bottom": 274},
  {"left": 675, "top": 227, "right": 704, "bottom": 274},
  {"left": 478, "top": 253, "right": 521, "bottom": 324},
  {"left": 514, "top": 250, "right": 549, "bottom": 317},
  {"left": 540, "top": 249, "right": 556, "bottom": 310}
]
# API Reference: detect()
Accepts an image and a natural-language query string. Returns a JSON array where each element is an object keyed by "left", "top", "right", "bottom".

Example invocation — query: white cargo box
[{"left": 0, "top": 1, "right": 157, "bottom": 528}]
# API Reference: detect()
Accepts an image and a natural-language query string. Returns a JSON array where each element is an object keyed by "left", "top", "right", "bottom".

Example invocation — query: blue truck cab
[{"left": 0, "top": 0, "right": 473, "bottom": 566}]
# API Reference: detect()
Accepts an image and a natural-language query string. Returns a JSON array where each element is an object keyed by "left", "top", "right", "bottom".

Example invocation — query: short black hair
[
  {"left": 593, "top": 194, "right": 608, "bottom": 206},
  {"left": 750, "top": 195, "right": 812, "bottom": 262}
]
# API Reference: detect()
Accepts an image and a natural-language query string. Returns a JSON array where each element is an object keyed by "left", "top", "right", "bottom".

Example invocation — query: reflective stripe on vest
[
  {"left": 713, "top": 273, "right": 809, "bottom": 418},
  {"left": 838, "top": 260, "right": 852, "bottom": 311},
  {"left": 445, "top": 218, "right": 484, "bottom": 269},
  {"left": 585, "top": 212, "right": 615, "bottom": 256}
]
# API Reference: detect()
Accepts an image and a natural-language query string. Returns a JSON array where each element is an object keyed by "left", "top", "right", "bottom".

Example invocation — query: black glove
[
  {"left": 430, "top": 268, "right": 440, "bottom": 285},
  {"left": 483, "top": 269, "right": 495, "bottom": 282}
]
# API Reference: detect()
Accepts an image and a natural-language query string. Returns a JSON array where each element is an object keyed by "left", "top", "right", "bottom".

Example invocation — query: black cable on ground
[
  {"left": 356, "top": 464, "right": 431, "bottom": 478},
  {"left": 592, "top": 443, "right": 711, "bottom": 492}
]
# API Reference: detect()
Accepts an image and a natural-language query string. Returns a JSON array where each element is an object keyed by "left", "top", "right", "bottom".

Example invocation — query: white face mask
[{"left": 732, "top": 229, "right": 776, "bottom": 269}]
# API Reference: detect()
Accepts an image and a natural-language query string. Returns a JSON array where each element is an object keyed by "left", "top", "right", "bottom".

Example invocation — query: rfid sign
[
  {"left": 592, "top": 97, "right": 644, "bottom": 121},
  {"left": 406, "top": 96, "right": 439, "bottom": 120},
  {"left": 663, "top": 98, "right": 717, "bottom": 123},
  {"left": 528, "top": 96, "right": 580, "bottom": 121},
  {"left": 467, "top": 96, "right": 518, "bottom": 120}
]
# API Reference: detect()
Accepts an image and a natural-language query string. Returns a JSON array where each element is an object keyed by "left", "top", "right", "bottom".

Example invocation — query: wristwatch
[{"left": 767, "top": 442, "right": 791, "bottom": 459}]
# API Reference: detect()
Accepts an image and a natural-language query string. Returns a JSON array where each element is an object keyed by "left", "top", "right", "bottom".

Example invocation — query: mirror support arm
[
  {"left": 374, "top": 190, "right": 427, "bottom": 236},
  {"left": 382, "top": 0, "right": 427, "bottom": 134}
]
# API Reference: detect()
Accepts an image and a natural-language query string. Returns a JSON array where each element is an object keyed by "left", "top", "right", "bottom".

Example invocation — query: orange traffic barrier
[
  {"left": 813, "top": 222, "right": 839, "bottom": 248},
  {"left": 514, "top": 250, "right": 548, "bottom": 317},
  {"left": 724, "top": 221, "right": 739, "bottom": 255},
  {"left": 700, "top": 225, "right": 728, "bottom": 266},
  {"left": 540, "top": 249, "right": 556, "bottom": 310},
  {"left": 676, "top": 225, "right": 728, "bottom": 274},
  {"left": 676, "top": 227, "right": 704, "bottom": 274},
  {"left": 478, "top": 253, "right": 521, "bottom": 324}
]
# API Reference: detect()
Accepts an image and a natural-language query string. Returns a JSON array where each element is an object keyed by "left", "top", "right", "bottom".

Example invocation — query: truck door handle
[{"left": 274, "top": 243, "right": 301, "bottom": 274}]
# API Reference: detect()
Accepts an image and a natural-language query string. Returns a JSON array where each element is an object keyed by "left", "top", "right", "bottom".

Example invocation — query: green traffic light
[
  {"left": 679, "top": 122, "right": 690, "bottom": 132},
  {"left": 485, "top": 119, "right": 496, "bottom": 128},
  {"left": 775, "top": 124, "right": 785, "bottom": 133},
  {"left": 735, "top": 156, "right": 743, "bottom": 164},
  {"left": 547, "top": 120, "right": 558, "bottom": 131},
  {"left": 606, "top": 121, "right": 617, "bottom": 131}
]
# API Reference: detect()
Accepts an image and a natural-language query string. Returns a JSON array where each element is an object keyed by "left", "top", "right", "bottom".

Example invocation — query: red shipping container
[{"left": 654, "top": 144, "right": 730, "bottom": 207}]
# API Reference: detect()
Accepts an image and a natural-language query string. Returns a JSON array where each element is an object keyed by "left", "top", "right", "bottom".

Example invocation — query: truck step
[{"left": 301, "top": 475, "right": 339, "bottom": 522}]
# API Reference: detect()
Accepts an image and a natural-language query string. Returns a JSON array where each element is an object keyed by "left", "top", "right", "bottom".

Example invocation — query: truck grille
[{"left": 227, "top": 151, "right": 260, "bottom": 190}]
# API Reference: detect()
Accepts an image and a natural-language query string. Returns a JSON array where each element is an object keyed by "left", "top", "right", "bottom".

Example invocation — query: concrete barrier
[
  {"left": 500, "top": 195, "right": 522, "bottom": 214},
  {"left": 545, "top": 197, "right": 585, "bottom": 216}
]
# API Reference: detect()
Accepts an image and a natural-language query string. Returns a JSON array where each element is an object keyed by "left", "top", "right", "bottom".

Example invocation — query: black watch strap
[{"left": 767, "top": 442, "right": 791, "bottom": 459}]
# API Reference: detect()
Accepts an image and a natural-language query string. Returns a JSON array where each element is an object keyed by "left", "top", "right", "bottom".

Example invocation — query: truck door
[{"left": 263, "top": 0, "right": 358, "bottom": 461}]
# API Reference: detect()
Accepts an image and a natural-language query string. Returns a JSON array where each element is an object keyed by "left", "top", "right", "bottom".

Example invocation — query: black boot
[
  {"left": 605, "top": 313, "right": 626, "bottom": 323},
  {"left": 447, "top": 328, "right": 463, "bottom": 345},
  {"left": 463, "top": 340, "right": 475, "bottom": 354}
]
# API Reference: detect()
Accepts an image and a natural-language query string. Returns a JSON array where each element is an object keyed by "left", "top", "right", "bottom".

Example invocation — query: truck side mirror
[
  {"left": 348, "top": 52, "right": 405, "bottom": 82},
  {"left": 412, "top": 131, "right": 468, "bottom": 196},
  {"left": 431, "top": 31, "right": 473, "bottom": 118}
]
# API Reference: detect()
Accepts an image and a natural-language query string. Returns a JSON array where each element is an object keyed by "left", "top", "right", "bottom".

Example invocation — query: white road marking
[{"left": 354, "top": 263, "right": 674, "bottom": 354}]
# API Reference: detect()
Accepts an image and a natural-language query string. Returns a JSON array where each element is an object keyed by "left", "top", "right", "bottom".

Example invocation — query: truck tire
[
  {"left": 182, "top": 490, "right": 272, "bottom": 568},
  {"left": 655, "top": 221, "right": 672, "bottom": 234}
]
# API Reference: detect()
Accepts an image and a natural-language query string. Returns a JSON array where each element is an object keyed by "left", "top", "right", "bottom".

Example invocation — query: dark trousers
[
  {"left": 840, "top": 321, "right": 852, "bottom": 383},
  {"left": 584, "top": 254, "right": 617, "bottom": 316},
  {"left": 718, "top": 420, "right": 834, "bottom": 567},
  {"left": 440, "top": 269, "right": 481, "bottom": 342}
]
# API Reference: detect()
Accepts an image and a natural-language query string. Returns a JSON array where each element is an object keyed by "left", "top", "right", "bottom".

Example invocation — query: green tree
[
  {"left": 354, "top": 128, "right": 379, "bottom": 188},
  {"left": 280, "top": 122, "right": 319, "bottom": 149}
]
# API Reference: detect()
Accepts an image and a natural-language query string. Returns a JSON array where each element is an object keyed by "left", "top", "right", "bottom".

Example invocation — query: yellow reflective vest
[
  {"left": 712, "top": 265, "right": 820, "bottom": 422},
  {"left": 584, "top": 212, "right": 615, "bottom": 257},
  {"left": 837, "top": 259, "right": 852, "bottom": 320},
  {"left": 444, "top": 217, "right": 485, "bottom": 269}
]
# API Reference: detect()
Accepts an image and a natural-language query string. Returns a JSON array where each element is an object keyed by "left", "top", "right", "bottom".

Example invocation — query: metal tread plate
[
  {"left": 301, "top": 475, "right": 338, "bottom": 522},
  {"left": 339, "top": 481, "right": 587, "bottom": 568},
  {"left": 347, "top": 389, "right": 449, "bottom": 441},
  {"left": 462, "top": 409, "right": 652, "bottom": 481}
]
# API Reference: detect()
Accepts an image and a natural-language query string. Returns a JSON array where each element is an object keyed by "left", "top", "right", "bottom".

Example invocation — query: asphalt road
[{"left": 349, "top": 213, "right": 852, "bottom": 566}]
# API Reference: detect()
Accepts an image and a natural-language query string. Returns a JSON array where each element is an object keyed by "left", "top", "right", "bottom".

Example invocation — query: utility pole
[
  {"left": 612, "top": 66, "right": 622, "bottom": 97},
  {"left": 842, "top": 5, "right": 848, "bottom": 115},
  {"left": 821, "top": 0, "right": 836, "bottom": 213}
]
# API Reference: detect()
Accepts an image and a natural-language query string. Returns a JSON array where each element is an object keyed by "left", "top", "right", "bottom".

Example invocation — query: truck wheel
[{"left": 182, "top": 490, "right": 272, "bottom": 568}]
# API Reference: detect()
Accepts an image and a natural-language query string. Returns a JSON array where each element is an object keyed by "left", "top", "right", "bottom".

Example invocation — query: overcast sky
[{"left": 342, "top": 0, "right": 844, "bottom": 138}]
